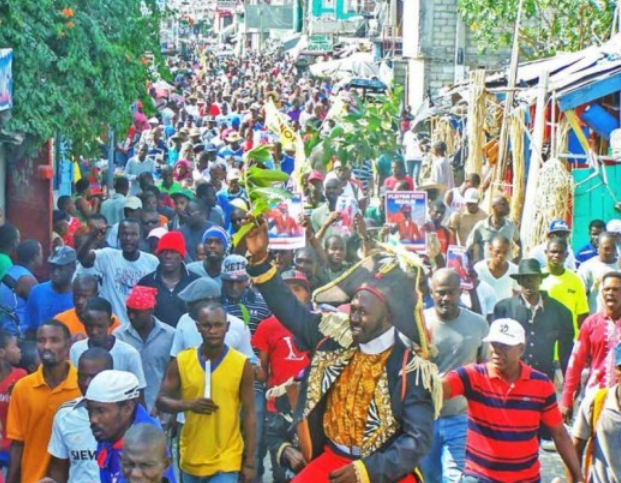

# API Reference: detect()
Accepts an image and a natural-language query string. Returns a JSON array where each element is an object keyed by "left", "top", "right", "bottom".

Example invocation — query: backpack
[{"left": 583, "top": 387, "right": 609, "bottom": 480}]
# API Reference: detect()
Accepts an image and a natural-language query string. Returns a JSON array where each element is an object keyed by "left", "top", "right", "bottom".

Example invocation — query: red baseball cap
[
  {"left": 281, "top": 269, "right": 310, "bottom": 291},
  {"left": 308, "top": 170, "right": 325, "bottom": 183}
]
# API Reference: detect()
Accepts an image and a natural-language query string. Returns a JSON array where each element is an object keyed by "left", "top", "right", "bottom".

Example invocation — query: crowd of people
[{"left": 0, "top": 40, "right": 620, "bottom": 483}]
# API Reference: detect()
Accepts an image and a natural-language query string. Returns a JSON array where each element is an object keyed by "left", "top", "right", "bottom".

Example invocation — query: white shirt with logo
[
  {"left": 48, "top": 398, "right": 99, "bottom": 483},
  {"left": 93, "top": 248, "right": 159, "bottom": 325}
]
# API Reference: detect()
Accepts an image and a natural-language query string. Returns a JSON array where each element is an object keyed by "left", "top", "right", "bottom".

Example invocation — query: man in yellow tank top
[{"left": 156, "top": 302, "right": 256, "bottom": 483}]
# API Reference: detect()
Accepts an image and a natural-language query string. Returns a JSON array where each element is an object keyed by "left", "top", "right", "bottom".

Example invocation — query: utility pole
[{"left": 494, "top": 0, "right": 524, "bottom": 181}]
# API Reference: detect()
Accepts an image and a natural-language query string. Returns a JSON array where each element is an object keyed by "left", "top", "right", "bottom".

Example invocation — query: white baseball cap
[
  {"left": 147, "top": 226, "right": 168, "bottom": 240},
  {"left": 83, "top": 370, "right": 141, "bottom": 403},
  {"left": 606, "top": 219, "right": 621, "bottom": 235},
  {"left": 464, "top": 188, "right": 480, "bottom": 204},
  {"left": 483, "top": 318, "right": 525, "bottom": 346},
  {"left": 227, "top": 168, "right": 242, "bottom": 182}
]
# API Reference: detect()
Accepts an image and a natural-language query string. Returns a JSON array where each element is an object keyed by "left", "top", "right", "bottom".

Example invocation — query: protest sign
[
  {"left": 265, "top": 193, "right": 305, "bottom": 250},
  {"left": 385, "top": 191, "right": 426, "bottom": 250},
  {"left": 333, "top": 195, "right": 359, "bottom": 236},
  {"left": 447, "top": 245, "right": 473, "bottom": 289}
]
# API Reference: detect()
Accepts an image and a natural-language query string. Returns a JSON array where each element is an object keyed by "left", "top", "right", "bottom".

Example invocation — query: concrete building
[{"left": 401, "top": 0, "right": 510, "bottom": 108}]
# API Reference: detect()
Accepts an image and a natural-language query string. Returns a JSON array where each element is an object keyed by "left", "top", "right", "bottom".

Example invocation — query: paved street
[{"left": 541, "top": 448, "right": 565, "bottom": 482}]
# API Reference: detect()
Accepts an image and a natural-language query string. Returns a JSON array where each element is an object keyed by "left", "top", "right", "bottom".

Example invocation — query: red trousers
[{"left": 292, "top": 445, "right": 418, "bottom": 483}]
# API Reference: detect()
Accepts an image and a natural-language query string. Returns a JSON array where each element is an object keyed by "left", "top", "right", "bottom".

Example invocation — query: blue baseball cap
[
  {"left": 548, "top": 219, "right": 570, "bottom": 234},
  {"left": 615, "top": 342, "right": 621, "bottom": 367}
]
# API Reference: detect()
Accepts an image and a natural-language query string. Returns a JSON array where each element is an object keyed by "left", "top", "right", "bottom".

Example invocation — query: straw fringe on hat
[
  {"left": 313, "top": 244, "right": 443, "bottom": 417},
  {"left": 313, "top": 244, "right": 431, "bottom": 355}
]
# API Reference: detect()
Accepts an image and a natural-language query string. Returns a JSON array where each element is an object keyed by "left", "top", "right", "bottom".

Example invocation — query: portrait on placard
[
  {"left": 265, "top": 193, "right": 305, "bottom": 250},
  {"left": 385, "top": 191, "right": 427, "bottom": 250}
]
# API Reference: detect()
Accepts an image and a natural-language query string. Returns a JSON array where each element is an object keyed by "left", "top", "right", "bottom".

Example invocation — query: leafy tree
[
  {"left": 317, "top": 86, "right": 402, "bottom": 166},
  {"left": 457, "top": 0, "right": 616, "bottom": 59},
  {"left": 0, "top": 0, "right": 163, "bottom": 154}
]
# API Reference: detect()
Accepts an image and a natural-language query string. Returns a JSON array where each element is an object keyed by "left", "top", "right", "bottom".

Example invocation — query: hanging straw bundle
[
  {"left": 510, "top": 108, "right": 526, "bottom": 228},
  {"left": 524, "top": 157, "right": 574, "bottom": 254},
  {"left": 431, "top": 117, "right": 460, "bottom": 155},
  {"left": 466, "top": 70, "right": 486, "bottom": 175}
]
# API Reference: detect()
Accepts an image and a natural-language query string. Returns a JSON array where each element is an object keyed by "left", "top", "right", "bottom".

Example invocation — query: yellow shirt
[
  {"left": 177, "top": 346, "right": 247, "bottom": 477},
  {"left": 541, "top": 269, "right": 589, "bottom": 335},
  {"left": 6, "top": 364, "right": 81, "bottom": 483},
  {"left": 324, "top": 349, "right": 391, "bottom": 447}
]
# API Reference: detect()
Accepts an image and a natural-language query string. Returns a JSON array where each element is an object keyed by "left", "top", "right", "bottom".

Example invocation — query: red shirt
[
  {"left": 252, "top": 316, "right": 309, "bottom": 412},
  {"left": 397, "top": 220, "right": 422, "bottom": 242},
  {"left": 62, "top": 216, "right": 82, "bottom": 247},
  {"left": 446, "top": 362, "right": 561, "bottom": 483},
  {"left": 0, "top": 367, "right": 27, "bottom": 451},
  {"left": 383, "top": 176, "right": 414, "bottom": 191},
  {"left": 434, "top": 226, "right": 455, "bottom": 255},
  {"left": 561, "top": 312, "right": 621, "bottom": 408}
]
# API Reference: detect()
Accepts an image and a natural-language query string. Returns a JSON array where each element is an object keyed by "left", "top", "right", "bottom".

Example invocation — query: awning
[{"left": 309, "top": 52, "right": 378, "bottom": 79}]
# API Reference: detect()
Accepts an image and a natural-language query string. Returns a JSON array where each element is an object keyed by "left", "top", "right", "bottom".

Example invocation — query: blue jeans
[
  {"left": 420, "top": 414, "right": 467, "bottom": 483},
  {"left": 181, "top": 471, "right": 239, "bottom": 483},
  {"left": 254, "top": 385, "right": 267, "bottom": 480}
]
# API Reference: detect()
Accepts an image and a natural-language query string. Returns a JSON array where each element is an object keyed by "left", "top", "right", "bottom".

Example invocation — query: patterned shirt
[
  {"left": 324, "top": 349, "right": 391, "bottom": 448},
  {"left": 561, "top": 312, "right": 621, "bottom": 408}
]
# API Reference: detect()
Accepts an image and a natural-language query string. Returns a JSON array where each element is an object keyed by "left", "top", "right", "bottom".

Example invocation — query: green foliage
[
  {"left": 0, "top": 0, "right": 164, "bottom": 154},
  {"left": 457, "top": 0, "right": 616, "bottom": 59},
  {"left": 318, "top": 86, "right": 402, "bottom": 166},
  {"left": 232, "top": 147, "right": 292, "bottom": 245}
]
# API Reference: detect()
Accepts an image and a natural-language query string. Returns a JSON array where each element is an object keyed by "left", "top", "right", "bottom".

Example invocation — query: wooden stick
[{"left": 494, "top": 0, "right": 525, "bottom": 182}]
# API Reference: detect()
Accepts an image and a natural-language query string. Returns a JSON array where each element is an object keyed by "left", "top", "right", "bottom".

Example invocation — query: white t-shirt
[
  {"left": 474, "top": 260, "right": 520, "bottom": 302},
  {"left": 460, "top": 280, "right": 498, "bottom": 317},
  {"left": 92, "top": 248, "right": 159, "bottom": 325},
  {"left": 70, "top": 338, "right": 147, "bottom": 388},
  {"left": 528, "top": 242, "right": 577, "bottom": 271},
  {"left": 402, "top": 130, "right": 422, "bottom": 160},
  {"left": 48, "top": 398, "right": 99, "bottom": 483},
  {"left": 578, "top": 257, "right": 619, "bottom": 313}
]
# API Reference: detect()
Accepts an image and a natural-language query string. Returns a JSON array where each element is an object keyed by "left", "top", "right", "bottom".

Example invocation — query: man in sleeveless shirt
[{"left": 157, "top": 302, "right": 256, "bottom": 483}]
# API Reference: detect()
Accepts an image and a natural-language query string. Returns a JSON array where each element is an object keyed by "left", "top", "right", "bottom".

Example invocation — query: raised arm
[
  {"left": 76, "top": 230, "right": 100, "bottom": 268},
  {"left": 243, "top": 219, "right": 323, "bottom": 351}
]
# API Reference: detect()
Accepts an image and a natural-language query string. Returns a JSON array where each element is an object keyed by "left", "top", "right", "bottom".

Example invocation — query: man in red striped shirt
[{"left": 442, "top": 318, "right": 583, "bottom": 483}]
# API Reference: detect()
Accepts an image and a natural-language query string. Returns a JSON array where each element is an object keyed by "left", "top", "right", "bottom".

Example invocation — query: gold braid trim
[
  {"left": 318, "top": 312, "right": 353, "bottom": 348},
  {"left": 275, "top": 443, "right": 292, "bottom": 467},
  {"left": 353, "top": 460, "right": 371, "bottom": 483},
  {"left": 312, "top": 254, "right": 370, "bottom": 300},
  {"left": 265, "top": 377, "right": 296, "bottom": 400},
  {"left": 250, "top": 264, "right": 278, "bottom": 285},
  {"left": 400, "top": 354, "right": 443, "bottom": 419}
]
